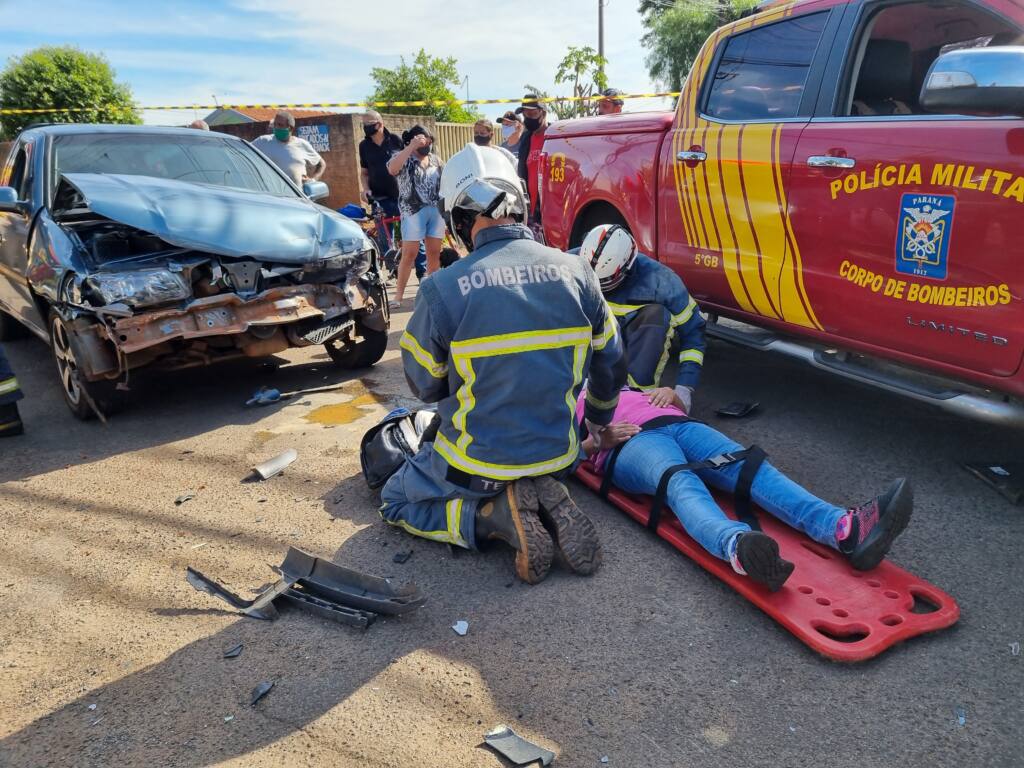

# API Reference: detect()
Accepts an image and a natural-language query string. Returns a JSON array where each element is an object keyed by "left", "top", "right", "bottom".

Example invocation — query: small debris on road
[
  {"left": 189, "top": 543, "right": 207, "bottom": 550},
  {"left": 393, "top": 550, "right": 412, "bottom": 564},
  {"left": 224, "top": 715, "right": 234, "bottom": 723},
  {"left": 251, "top": 449, "right": 298, "bottom": 481},
  {"left": 715, "top": 401, "right": 759, "bottom": 419},
  {"left": 223, "top": 643, "right": 243, "bottom": 659},
  {"left": 1011, "top": 641, "right": 1020, "bottom": 657},
  {"left": 87, "top": 704, "right": 96, "bottom": 711},
  {"left": 175, "top": 493, "right": 195, "bottom": 505},
  {"left": 483, "top": 725, "right": 554, "bottom": 766},
  {"left": 452, "top": 620, "right": 469, "bottom": 636},
  {"left": 600, "top": 756, "right": 609, "bottom": 764},
  {"left": 955, "top": 706, "right": 966, "bottom": 727},
  {"left": 250, "top": 680, "right": 274, "bottom": 706}
]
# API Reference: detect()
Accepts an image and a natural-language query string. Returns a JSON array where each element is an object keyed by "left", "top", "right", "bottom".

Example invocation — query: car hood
[{"left": 57, "top": 173, "right": 370, "bottom": 263}]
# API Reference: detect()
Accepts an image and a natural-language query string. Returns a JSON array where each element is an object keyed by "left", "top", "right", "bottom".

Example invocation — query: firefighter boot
[
  {"left": 533, "top": 475, "right": 603, "bottom": 575},
  {"left": 475, "top": 479, "right": 554, "bottom": 584},
  {"left": 0, "top": 402, "right": 23, "bottom": 437}
]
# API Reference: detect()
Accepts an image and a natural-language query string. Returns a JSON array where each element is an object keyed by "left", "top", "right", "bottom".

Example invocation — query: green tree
[
  {"left": 367, "top": 50, "right": 480, "bottom": 123},
  {"left": 640, "top": 0, "right": 758, "bottom": 92},
  {"left": 554, "top": 46, "right": 608, "bottom": 119},
  {"left": 0, "top": 46, "right": 140, "bottom": 139}
]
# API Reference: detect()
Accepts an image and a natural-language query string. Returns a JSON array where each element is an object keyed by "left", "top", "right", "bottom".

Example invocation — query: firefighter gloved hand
[{"left": 674, "top": 385, "right": 694, "bottom": 414}]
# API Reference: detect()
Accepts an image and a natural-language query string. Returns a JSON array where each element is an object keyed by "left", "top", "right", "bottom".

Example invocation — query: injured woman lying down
[{"left": 576, "top": 387, "right": 913, "bottom": 591}]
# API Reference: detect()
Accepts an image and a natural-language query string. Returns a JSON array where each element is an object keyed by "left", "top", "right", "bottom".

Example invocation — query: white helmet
[
  {"left": 439, "top": 144, "right": 527, "bottom": 250},
  {"left": 580, "top": 224, "right": 636, "bottom": 292}
]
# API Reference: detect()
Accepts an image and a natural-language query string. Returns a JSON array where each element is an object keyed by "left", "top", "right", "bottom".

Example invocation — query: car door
[
  {"left": 0, "top": 140, "right": 38, "bottom": 328},
  {"left": 787, "top": 0, "right": 1024, "bottom": 378},
  {"left": 657, "top": 2, "right": 843, "bottom": 335}
]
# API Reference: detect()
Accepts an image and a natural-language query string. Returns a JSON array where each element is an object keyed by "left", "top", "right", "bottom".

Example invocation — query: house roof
[{"left": 231, "top": 107, "right": 337, "bottom": 122}]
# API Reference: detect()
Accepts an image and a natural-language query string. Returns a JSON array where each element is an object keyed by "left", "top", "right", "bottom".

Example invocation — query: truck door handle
[
  {"left": 677, "top": 150, "right": 707, "bottom": 163},
  {"left": 807, "top": 155, "right": 855, "bottom": 169}
]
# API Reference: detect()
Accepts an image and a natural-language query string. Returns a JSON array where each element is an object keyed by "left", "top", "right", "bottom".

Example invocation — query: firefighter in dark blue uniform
[{"left": 0, "top": 344, "right": 24, "bottom": 436}]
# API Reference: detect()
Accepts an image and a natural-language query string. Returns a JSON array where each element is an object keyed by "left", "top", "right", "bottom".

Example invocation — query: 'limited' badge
[{"left": 896, "top": 193, "right": 955, "bottom": 280}]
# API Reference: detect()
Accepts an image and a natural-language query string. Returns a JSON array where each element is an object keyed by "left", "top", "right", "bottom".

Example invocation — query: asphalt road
[{"left": 0, "top": 300, "right": 1021, "bottom": 768}]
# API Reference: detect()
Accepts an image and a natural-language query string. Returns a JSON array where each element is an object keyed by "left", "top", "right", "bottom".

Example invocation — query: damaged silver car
[{"left": 0, "top": 125, "right": 390, "bottom": 419}]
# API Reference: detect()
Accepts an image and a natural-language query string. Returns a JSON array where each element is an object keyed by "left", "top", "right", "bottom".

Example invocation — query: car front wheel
[{"left": 49, "top": 312, "right": 124, "bottom": 420}]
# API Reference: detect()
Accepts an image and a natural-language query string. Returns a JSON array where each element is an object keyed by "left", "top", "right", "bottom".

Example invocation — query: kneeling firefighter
[
  {"left": 579, "top": 225, "right": 706, "bottom": 411},
  {"left": 0, "top": 344, "right": 24, "bottom": 437},
  {"left": 380, "top": 144, "right": 627, "bottom": 583}
]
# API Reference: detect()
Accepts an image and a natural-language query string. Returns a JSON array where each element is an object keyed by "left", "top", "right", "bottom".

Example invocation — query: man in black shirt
[{"left": 359, "top": 110, "right": 425, "bottom": 278}]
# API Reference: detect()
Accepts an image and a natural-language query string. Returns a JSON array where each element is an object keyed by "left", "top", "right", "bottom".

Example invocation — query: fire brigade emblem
[{"left": 896, "top": 193, "right": 955, "bottom": 280}]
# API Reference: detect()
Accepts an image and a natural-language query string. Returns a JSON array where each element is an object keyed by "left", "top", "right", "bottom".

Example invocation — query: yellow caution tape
[{"left": 0, "top": 92, "right": 681, "bottom": 115}]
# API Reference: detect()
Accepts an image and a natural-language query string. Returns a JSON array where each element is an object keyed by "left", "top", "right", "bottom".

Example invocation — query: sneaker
[
  {"left": 475, "top": 479, "right": 554, "bottom": 584},
  {"left": 839, "top": 478, "right": 913, "bottom": 571},
  {"left": 730, "top": 531, "right": 794, "bottom": 592},
  {"left": 0, "top": 402, "right": 23, "bottom": 437},
  {"left": 533, "top": 475, "right": 603, "bottom": 575}
]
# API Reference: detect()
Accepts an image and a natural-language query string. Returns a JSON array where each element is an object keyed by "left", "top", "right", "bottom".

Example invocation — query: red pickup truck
[{"left": 540, "top": 0, "right": 1024, "bottom": 425}]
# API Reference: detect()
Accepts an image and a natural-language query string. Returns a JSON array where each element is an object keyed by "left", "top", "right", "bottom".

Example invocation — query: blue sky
[{"left": 0, "top": 0, "right": 670, "bottom": 124}]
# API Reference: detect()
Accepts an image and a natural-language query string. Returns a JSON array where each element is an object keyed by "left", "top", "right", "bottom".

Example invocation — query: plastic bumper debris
[{"left": 185, "top": 547, "right": 425, "bottom": 629}]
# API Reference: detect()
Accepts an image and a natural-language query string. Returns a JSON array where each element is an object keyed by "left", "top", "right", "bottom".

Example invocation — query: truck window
[
  {"left": 704, "top": 12, "right": 829, "bottom": 122},
  {"left": 843, "top": 1, "right": 1023, "bottom": 116}
]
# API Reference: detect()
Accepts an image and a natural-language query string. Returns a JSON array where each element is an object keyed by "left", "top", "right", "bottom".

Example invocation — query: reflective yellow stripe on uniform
[
  {"left": 439, "top": 326, "right": 591, "bottom": 481},
  {"left": 379, "top": 500, "right": 466, "bottom": 547},
  {"left": 671, "top": 297, "right": 698, "bottom": 327},
  {"left": 606, "top": 301, "right": 644, "bottom": 317},
  {"left": 680, "top": 349, "right": 704, "bottom": 365},
  {"left": 400, "top": 331, "right": 448, "bottom": 378},
  {"left": 0, "top": 377, "right": 18, "bottom": 396},
  {"left": 592, "top": 314, "right": 618, "bottom": 351},
  {"left": 585, "top": 390, "right": 618, "bottom": 410}
]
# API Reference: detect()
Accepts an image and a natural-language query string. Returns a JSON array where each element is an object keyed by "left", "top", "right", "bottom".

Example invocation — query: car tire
[
  {"left": 324, "top": 322, "right": 388, "bottom": 369},
  {"left": 0, "top": 310, "right": 29, "bottom": 341},
  {"left": 48, "top": 311, "right": 124, "bottom": 420}
]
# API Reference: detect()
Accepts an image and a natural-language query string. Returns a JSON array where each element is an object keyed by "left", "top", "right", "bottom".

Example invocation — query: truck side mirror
[
  {"left": 303, "top": 180, "right": 330, "bottom": 202},
  {"left": 0, "top": 186, "right": 29, "bottom": 216},
  {"left": 920, "top": 46, "right": 1024, "bottom": 117}
]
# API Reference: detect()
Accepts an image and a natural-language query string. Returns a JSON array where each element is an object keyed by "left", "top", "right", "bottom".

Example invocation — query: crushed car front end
[{"left": 37, "top": 172, "right": 389, "bottom": 391}]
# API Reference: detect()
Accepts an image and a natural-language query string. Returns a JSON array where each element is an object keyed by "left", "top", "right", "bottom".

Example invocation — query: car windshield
[{"left": 51, "top": 133, "right": 299, "bottom": 198}]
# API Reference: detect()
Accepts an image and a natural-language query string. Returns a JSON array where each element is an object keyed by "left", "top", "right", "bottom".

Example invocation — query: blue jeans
[
  {"left": 377, "top": 197, "right": 426, "bottom": 278},
  {"left": 609, "top": 422, "right": 844, "bottom": 561}
]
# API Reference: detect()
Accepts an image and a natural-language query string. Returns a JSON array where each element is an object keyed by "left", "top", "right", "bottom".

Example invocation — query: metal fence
[{"left": 433, "top": 122, "right": 503, "bottom": 162}]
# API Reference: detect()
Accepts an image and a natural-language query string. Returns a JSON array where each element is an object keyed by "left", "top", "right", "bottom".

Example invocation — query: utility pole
[{"left": 598, "top": 0, "right": 605, "bottom": 78}]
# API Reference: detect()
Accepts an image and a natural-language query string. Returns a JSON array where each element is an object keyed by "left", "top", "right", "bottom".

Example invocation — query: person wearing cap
[
  {"left": 472, "top": 119, "right": 518, "bottom": 168},
  {"left": 498, "top": 111, "right": 524, "bottom": 155},
  {"left": 597, "top": 88, "right": 625, "bottom": 116},
  {"left": 514, "top": 95, "right": 549, "bottom": 230}
]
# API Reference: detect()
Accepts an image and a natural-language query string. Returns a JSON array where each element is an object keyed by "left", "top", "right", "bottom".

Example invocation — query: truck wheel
[
  {"left": 49, "top": 312, "right": 124, "bottom": 420},
  {"left": 0, "top": 310, "right": 29, "bottom": 341},
  {"left": 324, "top": 323, "right": 388, "bottom": 369},
  {"left": 571, "top": 208, "right": 630, "bottom": 248}
]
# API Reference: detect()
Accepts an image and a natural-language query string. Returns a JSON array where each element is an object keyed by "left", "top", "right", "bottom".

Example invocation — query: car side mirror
[
  {"left": 303, "top": 180, "right": 329, "bottom": 201},
  {"left": 920, "top": 46, "right": 1024, "bottom": 117},
  {"left": 0, "top": 186, "right": 29, "bottom": 216}
]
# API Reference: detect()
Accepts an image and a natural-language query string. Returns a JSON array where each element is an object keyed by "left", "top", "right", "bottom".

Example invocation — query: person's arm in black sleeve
[{"left": 399, "top": 290, "right": 450, "bottom": 403}]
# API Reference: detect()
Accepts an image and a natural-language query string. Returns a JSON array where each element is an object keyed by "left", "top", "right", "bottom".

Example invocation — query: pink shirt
[{"left": 575, "top": 388, "right": 688, "bottom": 472}]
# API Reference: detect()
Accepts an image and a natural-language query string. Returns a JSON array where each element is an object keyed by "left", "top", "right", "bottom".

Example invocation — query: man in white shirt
[{"left": 252, "top": 111, "right": 326, "bottom": 187}]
